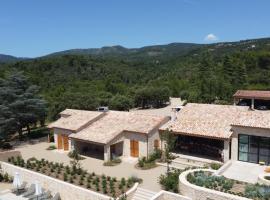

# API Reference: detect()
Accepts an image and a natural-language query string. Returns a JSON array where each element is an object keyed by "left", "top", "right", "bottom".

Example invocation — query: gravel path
[{"left": 15, "top": 141, "right": 167, "bottom": 191}]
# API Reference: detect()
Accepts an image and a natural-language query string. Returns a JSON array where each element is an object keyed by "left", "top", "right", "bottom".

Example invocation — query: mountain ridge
[{"left": 1, "top": 37, "right": 270, "bottom": 63}]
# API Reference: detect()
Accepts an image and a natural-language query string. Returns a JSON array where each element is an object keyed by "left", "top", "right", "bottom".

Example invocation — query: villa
[
  {"left": 161, "top": 91, "right": 270, "bottom": 165},
  {"left": 48, "top": 109, "right": 170, "bottom": 161}
]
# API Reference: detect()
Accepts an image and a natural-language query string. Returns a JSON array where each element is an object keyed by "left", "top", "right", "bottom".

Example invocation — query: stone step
[{"left": 132, "top": 187, "right": 156, "bottom": 200}]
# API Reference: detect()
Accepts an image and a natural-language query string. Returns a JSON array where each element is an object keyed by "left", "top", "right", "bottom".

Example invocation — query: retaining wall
[
  {"left": 179, "top": 168, "right": 251, "bottom": 200},
  {"left": 258, "top": 173, "right": 270, "bottom": 186}
]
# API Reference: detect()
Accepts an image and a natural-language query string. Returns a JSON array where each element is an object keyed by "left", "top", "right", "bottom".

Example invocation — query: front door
[
  {"left": 130, "top": 140, "right": 139, "bottom": 157},
  {"left": 63, "top": 135, "right": 69, "bottom": 151},
  {"left": 57, "top": 134, "right": 63, "bottom": 149}
]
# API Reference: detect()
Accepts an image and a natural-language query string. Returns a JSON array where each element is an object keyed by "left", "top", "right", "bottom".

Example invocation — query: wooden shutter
[
  {"left": 63, "top": 135, "right": 69, "bottom": 151},
  {"left": 57, "top": 134, "right": 63, "bottom": 149}
]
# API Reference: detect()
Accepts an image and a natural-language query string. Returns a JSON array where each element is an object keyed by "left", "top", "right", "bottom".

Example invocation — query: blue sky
[{"left": 1, "top": 0, "right": 270, "bottom": 57}]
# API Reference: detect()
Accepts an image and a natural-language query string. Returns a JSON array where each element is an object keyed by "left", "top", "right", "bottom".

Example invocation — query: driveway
[{"left": 15, "top": 141, "right": 167, "bottom": 192}]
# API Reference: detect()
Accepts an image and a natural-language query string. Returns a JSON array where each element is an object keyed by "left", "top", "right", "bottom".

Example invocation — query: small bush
[
  {"left": 46, "top": 145, "right": 56, "bottom": 150},
  {"left": 210, "top": 162, "right": 222, "bottom": 170}
]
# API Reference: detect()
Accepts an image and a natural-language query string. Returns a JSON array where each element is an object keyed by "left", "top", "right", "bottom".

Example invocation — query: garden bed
[
  {"left": 7, "top": 156, "right": 138, "bottom": 198},
  {"left": 103, "top": 158, "right": 122, "bottom": 166},
  {"left": 187, "top": 170, "right": 270, "bottom": 200},
  {"left": 136, "top": 149, "right": 161, "bottom": 170}
]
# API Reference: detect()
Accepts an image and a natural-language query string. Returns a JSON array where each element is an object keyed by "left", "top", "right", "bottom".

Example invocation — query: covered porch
[
  {"left": 72, "top": 138, "right": 123, "bottom": 161},
  {"left": 172, "top": 134, "right": 230, "bottom": 162}
]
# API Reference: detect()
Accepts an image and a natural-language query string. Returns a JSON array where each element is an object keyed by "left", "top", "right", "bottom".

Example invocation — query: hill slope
[{"left": 0, "top": 37, "right": 270, "bottom": 120}]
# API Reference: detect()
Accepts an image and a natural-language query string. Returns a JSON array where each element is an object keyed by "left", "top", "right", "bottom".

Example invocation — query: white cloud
[{"left": 204, "top": 33, "right": 219, "bottom": 42}]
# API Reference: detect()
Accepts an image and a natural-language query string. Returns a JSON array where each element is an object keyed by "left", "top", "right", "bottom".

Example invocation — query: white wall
[{"left": 231, "top": 126, "right": 270, "bottom": 161}]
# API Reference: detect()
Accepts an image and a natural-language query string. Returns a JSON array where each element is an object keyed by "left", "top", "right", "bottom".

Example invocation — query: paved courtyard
[
  {"left": 15, "top": 141, "right": 167, "bottom": 192},
  {"left": 221, "top": 161, "right": 266, "bottom": 183}
]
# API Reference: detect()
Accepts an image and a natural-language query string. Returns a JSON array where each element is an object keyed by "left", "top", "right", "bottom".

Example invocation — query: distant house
[
  {"left": 160, "top": 102, "right": 270, "bottom": 164},
  {"left": 48, "top": 109, "right": 169, "bottom": 161}
]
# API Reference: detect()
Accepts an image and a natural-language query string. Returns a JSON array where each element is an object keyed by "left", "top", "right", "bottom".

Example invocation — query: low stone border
[
  {"left": 118, "top": 182, "right": 138, "bottom": 200},
  {"left": 179, "top": 168, "right": 251, "bottom": 200},
  {"left": 258, "top": 173, "right": 270, "bottom": 186},
  {"left": 0, "top": 161, "right": 138, "bottom": 200},
  {"left": 150, "top": 190, "right": 191, "bottom": 200}
]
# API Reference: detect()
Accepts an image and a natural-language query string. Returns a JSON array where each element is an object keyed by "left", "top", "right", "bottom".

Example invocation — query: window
[
  {"left": 238, "top": 134, "right": 270, "bottom": 164},
  {"left": 154, "top": 139, "right": 160, "bottom": 149}
]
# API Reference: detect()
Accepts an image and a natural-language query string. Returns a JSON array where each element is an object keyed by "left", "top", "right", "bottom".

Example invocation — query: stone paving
[
  {"left": 15, "top": 141, "right": 167, "bottom": 192},
  {"left": 221, "top": 161, "right": 266, "bottom": 183}
]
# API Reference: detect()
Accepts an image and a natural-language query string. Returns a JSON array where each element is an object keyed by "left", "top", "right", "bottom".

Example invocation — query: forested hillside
[{"left": 1, "top": 37, "right": 270, "bottom": 120}]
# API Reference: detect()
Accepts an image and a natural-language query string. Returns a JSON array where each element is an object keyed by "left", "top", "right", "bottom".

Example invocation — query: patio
[
  {"left": 221, "top": 161, "right": 266, "bottom": 183},
  {"left": 14, "top": 141, "right": 166, "bottom": 192}
]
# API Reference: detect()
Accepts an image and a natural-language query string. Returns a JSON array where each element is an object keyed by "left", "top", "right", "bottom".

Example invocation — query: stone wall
[
  {"left": 179, "top": 168, "right": 251, "bottom": 200},
  {"left": 0, "top": 161, "right": 138, "bottom": 200},
  {"left": 150, "top": 190, "right": 191, "bottom": 200},
  {"left": 258, "top": 173, "right": 270, "bottom": 186}
]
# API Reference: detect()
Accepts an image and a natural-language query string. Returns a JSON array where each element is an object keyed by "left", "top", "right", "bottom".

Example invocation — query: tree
[
  {"left": 109, "top": 94, "right": 133, "bottom": 111},
  {"left": 0, "top": 71, "right": 47, "bottom": 140},
  {"left": 160, "top": 129, "right": 177, "bottom": 172}
]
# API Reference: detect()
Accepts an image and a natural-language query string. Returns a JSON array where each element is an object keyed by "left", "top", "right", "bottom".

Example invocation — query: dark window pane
[
  {"left": 239, "top": 135, "right": 248, "bottom": 144},
  {"left": 248, "top": 154, "right": 258, "bottom": 163},
  {"left": 239, "top": 152, "right": 248, "bottom": 161},
  {"left": 249, "top": 143, "right": 258, "bottom": 154},
  {"left": 239, "top": 143, "right": 248, "bottom": 152}
]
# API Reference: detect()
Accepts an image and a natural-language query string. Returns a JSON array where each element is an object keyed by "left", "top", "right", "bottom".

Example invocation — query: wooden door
[
  {"left": 57, "top": 134, "right": 63, "bottom": 149},
  {"left": 63, "top": 135, "right": 69, "bottom": 151},
  {"left": 130, "top": 140, "right": 139, "bottom": 157}
]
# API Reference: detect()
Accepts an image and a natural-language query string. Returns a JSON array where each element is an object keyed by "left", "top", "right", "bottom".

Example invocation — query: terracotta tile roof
[
  {"left": 160, "top": 103, "right": 249, "bottom": 140},
  {"left": 233, "top": 90, "right": 270, "bottom": 100},
  {"left": 232, "top": 110, "right": 270, "bottom": 129},
  {"left": 48, "top": 109, "right": 104, "bottom": 132},
  {"left": 69, "top": 111, "right": 169, "bottom": 144}
]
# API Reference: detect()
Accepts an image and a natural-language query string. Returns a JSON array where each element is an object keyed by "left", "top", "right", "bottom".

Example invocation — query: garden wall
[
  {"left": 150, "top": 190, "right": 191, "bottom": 200},
  {"left": 179, "top": 169, "right": 251, "bottom": 200},
  {"left": 0, "top": 161, "right": 138, "bottom": 200},
  {"left": 258, "top": 173, "right": 270, "bottom": 186}
]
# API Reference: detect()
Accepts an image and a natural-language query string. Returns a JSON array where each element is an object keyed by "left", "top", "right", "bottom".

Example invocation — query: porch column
[
  {"left": 251, "top": 98, "right": 255, "bottom": 110},
  {"left": 104, "top": 144, "right": 110, "bottom": 161},
  {"left": 70, "top": 139, "right": 75, "bottom": 151},
  {"left": 223, "top": 140, "right": 230, "bottom": 162}
]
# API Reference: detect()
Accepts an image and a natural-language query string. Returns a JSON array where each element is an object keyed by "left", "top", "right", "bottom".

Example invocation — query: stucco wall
[
  {"left": 231, "top": 126, "right": 270, "bottom": 161},
  {"left": 148, "top": 129, "right": 161, "bottom": 154},
  {"left": 179, "top": 169, "right": 251, "bottom": 200}
]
